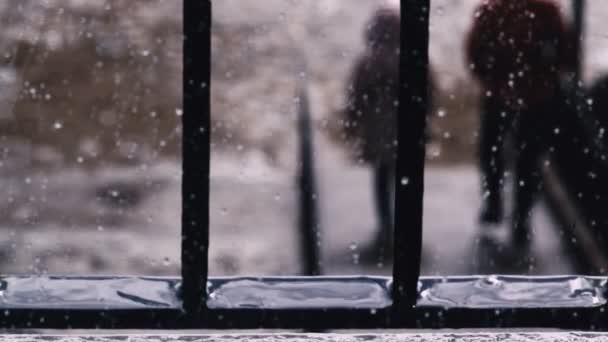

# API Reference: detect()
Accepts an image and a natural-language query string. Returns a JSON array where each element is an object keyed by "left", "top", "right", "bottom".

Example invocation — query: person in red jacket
[{"left": 466, "top": 0, "right": 575, "bottom": 244}]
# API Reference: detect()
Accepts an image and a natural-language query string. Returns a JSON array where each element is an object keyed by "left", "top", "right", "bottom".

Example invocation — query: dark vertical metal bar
[
  {"left": 392, "top": 0, "right": 430, "bottom": 316},
  {"left": 182, "top": 0, "right": 211, "bottom": 323},
  {"left": 572, "top": 0, "right": 585, "bottom": 82}
]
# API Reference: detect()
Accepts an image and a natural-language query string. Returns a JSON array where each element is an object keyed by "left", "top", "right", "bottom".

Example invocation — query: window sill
[{"left": 0, "top": 275, "right": 604, "bottom": 329}]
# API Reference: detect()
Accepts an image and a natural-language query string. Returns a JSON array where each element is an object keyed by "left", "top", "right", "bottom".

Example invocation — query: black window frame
[{"left": 0, "top": 0, "right": 605, "bottom": 331}]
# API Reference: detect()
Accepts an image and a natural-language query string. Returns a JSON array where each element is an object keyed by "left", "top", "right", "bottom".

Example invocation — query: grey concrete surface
[{"left": 0, "top": 333, "right": 606, "bottom": 341}]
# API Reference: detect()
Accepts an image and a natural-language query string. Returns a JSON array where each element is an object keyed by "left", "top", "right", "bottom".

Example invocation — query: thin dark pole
[
  {"left": 572, "top": 0, "right": 585, "bottom": 82},
  {"left": 182, "top": 0, "right": 211, "bottom": 323},
  {"left": 392, "top": 0, "right": 430, "bottom": 317},
  {"left": 296, "top": 68, "right": 322, "bottom": 276}
]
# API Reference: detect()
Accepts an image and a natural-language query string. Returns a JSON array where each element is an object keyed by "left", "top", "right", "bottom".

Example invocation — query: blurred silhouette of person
[
  {"left": 343, "top": 6, "right": 434, "bottom": 261},
  {"left": 466, "top": 0, "right": 575, "bottom": 244}
]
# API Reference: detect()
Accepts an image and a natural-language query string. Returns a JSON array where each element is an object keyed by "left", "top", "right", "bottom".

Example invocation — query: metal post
[
  {"left": 182, "top": 0, "right": 211, "bottom": 324},
  {"left": 392, "top": 0, "right": 430, "bottom": 318}
]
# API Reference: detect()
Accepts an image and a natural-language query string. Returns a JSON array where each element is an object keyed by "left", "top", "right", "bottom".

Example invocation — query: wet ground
[{"left": 0, "top": 131, "right": 578, "bottom": 277}]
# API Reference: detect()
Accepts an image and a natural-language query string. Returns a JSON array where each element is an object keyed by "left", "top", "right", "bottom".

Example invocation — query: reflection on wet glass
[{"left": 0, "top": 1, "right": 182, "bottom": 275}]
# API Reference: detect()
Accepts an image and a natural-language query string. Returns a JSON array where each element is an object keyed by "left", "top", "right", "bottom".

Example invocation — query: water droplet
[
  {"left": 352, "top": 253, "right": 360, "bottom": 265},
  {"left": 53, "top": 121, "right": 63, "bottom": 130},
  {"left": 401, "top": 177, "right": 410, "bottom": 186}
]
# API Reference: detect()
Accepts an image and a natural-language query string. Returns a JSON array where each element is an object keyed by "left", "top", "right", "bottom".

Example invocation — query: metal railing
[{"left": 0, "top": 0, "right": 606, "bottom": 331}]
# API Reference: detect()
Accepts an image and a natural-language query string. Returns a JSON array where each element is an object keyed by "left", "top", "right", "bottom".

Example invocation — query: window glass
[
  {"left": 211, "top": 0, "right": 401, "bottom": 276},
  {"left": 0, "top": 1, "right": 182, "bottom": 275},
  {"left": 422, "top": 0, "right": 608, "bottom": 276}
]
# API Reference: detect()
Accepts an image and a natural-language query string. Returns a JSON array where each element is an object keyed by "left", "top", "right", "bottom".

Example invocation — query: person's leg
[
  {"left": 372, "top": 161, "right": 394, "bottom": 258},
  {"left": 512, "top": 111, "right": 544, "bottom": 245},
  {"left": 479, "top": 97, "right": 508, "bottom": 224}
]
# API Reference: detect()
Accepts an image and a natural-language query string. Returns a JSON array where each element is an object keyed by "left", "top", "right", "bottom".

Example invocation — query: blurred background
[{"left": 0, "top": 0, "right": 608, "bottom": 277}]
